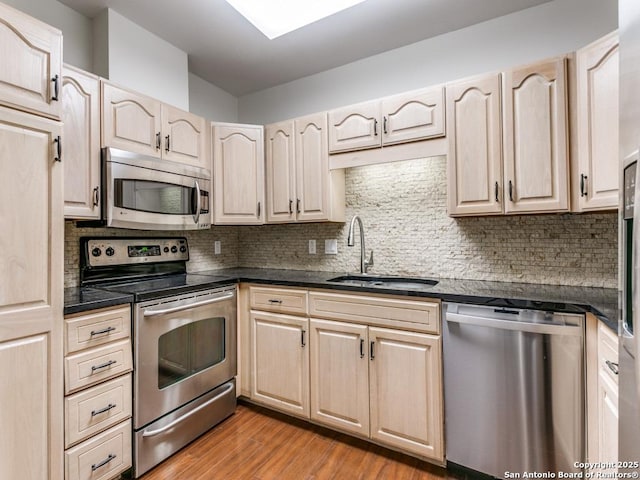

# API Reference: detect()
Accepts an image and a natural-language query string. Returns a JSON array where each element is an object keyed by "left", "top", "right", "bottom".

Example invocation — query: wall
[
  {"left": 189, "top": 73, "right": 239, "bottom": 122},
  {"left": 238, "top": 0, "right": 618, "bottom": 124},
  {"left": 102, "top": 9, "right": 190, "bottom": 110},
  {"left": 64, "top": 222, "right": 239, "bottom": 288},
  {"left": 2, "top": 0, "right": 93, "bottom": 70},
  {"left": 238, "top": 157, "right": 618, "bottom": 288}
]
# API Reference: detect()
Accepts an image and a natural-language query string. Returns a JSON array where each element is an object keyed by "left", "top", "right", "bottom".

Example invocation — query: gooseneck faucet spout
[{"left": 347, "top": 215, "right": 373, "bottom": 274}]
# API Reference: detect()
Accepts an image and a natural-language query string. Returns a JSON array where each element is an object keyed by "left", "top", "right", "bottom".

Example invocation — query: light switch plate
[
  {"left": 325, "top": 239, "right": 338, "bottom": 255},
  {"left": 214, "top": 241, "right": 221, "bottom": 254},
  {"left": 308, "top": 239, "right": 316, "bottom": 254}
]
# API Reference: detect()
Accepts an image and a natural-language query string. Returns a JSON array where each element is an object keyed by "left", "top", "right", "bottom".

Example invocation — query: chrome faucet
[{"left": 347, "top": 215, "right": 373, "bottom": 274}]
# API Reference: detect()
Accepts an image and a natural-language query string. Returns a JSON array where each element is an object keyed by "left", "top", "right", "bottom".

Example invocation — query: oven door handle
[
  {"left": 143, "top": 292, "right": 234, "bottom": 317},
  {"left": 193, "top": 179, "right": 201, "bottom": 225},
  {"left": 141, "top": 382, "right": 234, "bottom": 438}
]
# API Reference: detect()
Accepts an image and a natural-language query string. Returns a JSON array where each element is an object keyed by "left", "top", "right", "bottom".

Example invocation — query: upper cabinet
[
  {"left": 265, "top": 113, "right": 345, "bottom": 224},
  {"left": 503, "top": 56, "right": 569, "bottom": 214},
  {"left": 62, "top": 65, "right": 101, "bottom": 220},
  {"left": 328, "top": 86, "right": 445, "bottom": 154},
  {"left": 212, "top": 123, "right": 265, "bottom": 225},
  {"left": 0, "top": 2, "right": 62, "bottom": 120},
  {"left": 573, "top": 31, "right": 619, "bottom": 212},
  {"left": 447, "top": 57, "right": 570, "bottom": 216},
  {"left": 102, "top": 82, "right": 208, "bottom": 169}
]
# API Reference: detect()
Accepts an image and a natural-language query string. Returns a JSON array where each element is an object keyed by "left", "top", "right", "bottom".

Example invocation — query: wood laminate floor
[{"left": 139, "top": 402, "right": 470, "bottom": 480}]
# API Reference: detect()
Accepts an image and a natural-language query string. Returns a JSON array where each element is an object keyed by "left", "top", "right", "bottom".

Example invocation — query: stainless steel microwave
[{"left": 104, "top": 148, "right": 211, "bottom": 230}]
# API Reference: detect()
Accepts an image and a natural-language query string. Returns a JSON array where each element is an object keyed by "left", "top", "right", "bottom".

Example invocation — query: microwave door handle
[
  {"left": 143, "top": 292, "right": 235, "bottom": 317},
  {"left": 193, "top": 180, "right": 201, "bottom": 225}
]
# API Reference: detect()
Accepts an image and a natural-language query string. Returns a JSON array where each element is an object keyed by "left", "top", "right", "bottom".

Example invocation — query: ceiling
[{"left": 58, "top": 0, "right": 552, "bottom": 96}]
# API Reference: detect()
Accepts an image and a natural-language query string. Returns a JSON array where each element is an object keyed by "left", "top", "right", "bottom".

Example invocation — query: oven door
[
  {"left": 133, "top": 286, "right": 236, "bottom": 429},
  {"left": 105, "top": 148, "right": 211, "bottom": 231}
]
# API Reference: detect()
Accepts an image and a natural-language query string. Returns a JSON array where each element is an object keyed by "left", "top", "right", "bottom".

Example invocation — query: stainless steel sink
[{"left": 326, "top": 275, "right": 439, "bottom": 289}]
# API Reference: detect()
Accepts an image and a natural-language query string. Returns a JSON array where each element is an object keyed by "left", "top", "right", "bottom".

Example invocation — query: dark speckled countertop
[{"left": 64, "top": 268, "right": 618, "bottom": 332}]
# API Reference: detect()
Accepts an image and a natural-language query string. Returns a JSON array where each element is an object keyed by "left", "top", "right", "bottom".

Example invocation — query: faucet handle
[{"left": 365, "top": 250, "right": 374, "bottom": 271}]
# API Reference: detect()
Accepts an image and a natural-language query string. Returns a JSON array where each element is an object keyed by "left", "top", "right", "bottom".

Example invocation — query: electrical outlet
[
  {"left": 325, "top": 239, "right": 338, "bottom": 255},
  {"left": 308, "top": 239, "right": 316, "bottom": 255},
  {"left": 214, "top": 241, "right": 221, "bottom": 255}
]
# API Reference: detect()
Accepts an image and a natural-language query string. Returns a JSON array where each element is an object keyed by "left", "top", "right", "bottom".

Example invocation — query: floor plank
[{"left": 139, "top": 402, "right": 465, "bottom": 480}]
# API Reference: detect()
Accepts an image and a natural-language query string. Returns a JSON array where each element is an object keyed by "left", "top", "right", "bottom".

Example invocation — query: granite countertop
[
  {"left": 195, "top": 267, "right": 619, "bottom": 332},
  {"left": 64, "top": 287, "right": 134, "bottom": 315},
  {"left": 64, "top": 268, "right": 618, "bottom": 332}
]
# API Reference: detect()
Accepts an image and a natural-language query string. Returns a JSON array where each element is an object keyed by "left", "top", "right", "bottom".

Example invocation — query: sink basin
[{"left": 326, "top": 275, "right": 439, "bottom": 290}]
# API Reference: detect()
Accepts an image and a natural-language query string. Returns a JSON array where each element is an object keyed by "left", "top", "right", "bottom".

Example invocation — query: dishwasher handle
[{"left": 445, "top": 312, "right": 583, "bottom": 336}]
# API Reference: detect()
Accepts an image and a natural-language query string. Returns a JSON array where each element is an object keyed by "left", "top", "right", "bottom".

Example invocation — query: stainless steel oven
[
  {"left": 104, "top": 147, "right": 211, "bottom": 230},
  {"left": 81, "top": 237, "right": 237, "bottom": 478},
  {"left": 133, "top": 287, "right": 236, "bottom": 476}
]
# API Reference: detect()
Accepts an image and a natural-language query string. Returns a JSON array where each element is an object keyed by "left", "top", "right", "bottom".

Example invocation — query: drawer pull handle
[
  {"left": 91, "top": 403, "right": 117, "bottom": 417},
  {"left": 605, "top": 360, "right": 619, "bottom": 375},
  {"left": 301, "top": 329, "right": 306, "bottom": 347},
  {"left": 51, "top": 74, "right": 60, "bottom": 101},
  {"left": 90, "top": 326, "right": 116, "bottom": 337},
  {"left": 360, "top": 338, "right": 365, "bottom": 358},
  {"left": 268, "top": 299, "right": 283, "bottom": 304},
  {"left": 91, "top": 360, "right": 117, "bottom": 372},
  {"left": 92, "top": 454, "right": 116, "bottom": 471},
  {"left": 370, "top": 341, "right": 375, "bottom": 360}
]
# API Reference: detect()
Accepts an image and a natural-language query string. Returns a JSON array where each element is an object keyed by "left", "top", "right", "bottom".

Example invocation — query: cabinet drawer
[
  {"left": 598, "top": 323, "right": 619, "bottom": 385},
  {"left": 65, "top": 305, "right": 131, "bottom": 354},
  {"left": 65, "top": 420, "right": 132, "bottom": 480},
  {"left": 309, "top": 291, "right": 440, "bottom": 334},
  {"left": 65, "top": 339, "right": 133, "bottom": 394},
  {"left": 250, "top": 286, "right": 308, "bottom": 315},
  {"left": 65, "top": 373, "right": 132, "bottom": 448}
]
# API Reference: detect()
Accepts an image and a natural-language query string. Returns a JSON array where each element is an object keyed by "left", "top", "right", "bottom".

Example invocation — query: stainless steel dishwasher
[{"left": 443, "top": 303, "right": 585, "bottom": 478}]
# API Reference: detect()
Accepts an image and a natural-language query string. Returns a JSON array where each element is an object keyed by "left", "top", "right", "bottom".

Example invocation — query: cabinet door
[
  {"left": 213, "top": 124, "right": 264, "bottom": 224},
  {"left": 0, "top": 3, "right": 62, "bottom": 119},
  {"left": 382, "top": 87, "right": 445, "bottom": 145},
  {"left": 446, "top": 73, "right": 504, "bottom": 216},
  {"left": 161, "top": 104, "right": 208, "bottom": 169},
  {"left": 369, "top": 327, "right": 443, "bottom": 462},
  {"left": 309, "top": 319, "right": 369, "bottom": 437},
  {"left": 503, "top": 57, "right": 569, "bottom": 213},
  {"left": 265, "top": 121, "right": 296, "bottom": 223},
  {"left": 328, "top": 100, "right": 381, "bottom": 153},
  {"left": 597, "top": 372, "right": 618, "bottom": 465},
  {"left": 295, "top": 113, "right": 331, "bottom": 222},
  {"left": 101, "top": 82, "right": 162, "bottom": 157},
  {"left": 0, "top": 106, "right": 63, "bottom": 480},
  {"left": 575, "top": 32, "right": 619, "bottom": 212},
  {"left": 251, "top": 311, "right": 309, "bottom": 418},
  {"left": 62, "top": 66, "right": 101, "bottom": 219}
]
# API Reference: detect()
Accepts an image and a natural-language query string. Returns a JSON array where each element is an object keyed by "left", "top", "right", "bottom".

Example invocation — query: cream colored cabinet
[
  {"left": 102, "top": 82, "right": 208, "bottom": 169},
  {"left": 309, "top": 319, "right": 370, "bottom": 437},
  {"left": 573, "top": 31, "right": 619, "bottom": 212},
  {"left": 0, "top": 104, "right": 63, "bottom": 480},
  {"left": 328, "top": 87, "right": 445, "bottom": 154},
  {"left": 0, "top": 2, "right": 62, "bottom": 120},
  {"left": 212, "top": 123, "right": 264, "bottom": 224},
  {"left": 596, "top": 323, "right": 618, "bottom": 466},
  {"left": 448, "top": 57, "right": 570, "bottom": 216},
  {"left": 63, "top": 305, "right": 133, "bottom": 480},
  {"left": 63, "top": 66, "right": 101, "bottom": 219},
  {"left": 265, "top": 114, "right": 345, "bottom": 224},
  {"left": 503, "top": 56, "right": 569, "bottom": 214},
  {"left": 250, "top": 310, "right": 309, "bottom": 418},
  {"left": 446, "top": 73, "right": 503, "bottom": 216}
]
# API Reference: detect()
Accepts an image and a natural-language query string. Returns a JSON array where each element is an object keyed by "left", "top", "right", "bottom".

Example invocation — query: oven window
[
  {"left": 114, "top": 179, "right": 196, "bottom": 215},
  {"left": 157, "top": 317, "right": 225, "bottom": 389}
]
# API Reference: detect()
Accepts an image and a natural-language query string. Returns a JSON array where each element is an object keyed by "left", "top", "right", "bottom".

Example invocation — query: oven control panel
[{"left": 85, "top": 238, "right": 189, "bottom": 267}]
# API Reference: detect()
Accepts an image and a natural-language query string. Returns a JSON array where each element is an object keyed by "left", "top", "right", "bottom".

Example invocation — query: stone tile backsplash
[{"left": 64, "top": 156, "right": 618, "bottom": 289}]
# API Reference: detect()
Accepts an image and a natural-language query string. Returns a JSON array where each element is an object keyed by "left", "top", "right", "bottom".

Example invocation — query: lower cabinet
[
  {"left": 596, "top": 323, "right": 618, "bottom": 467},
  {"left": 63, "top": 305, "right": 133, "bottom": 480},
  {"left": 245, "top": 285, "right": 444, "bottom": 465}
]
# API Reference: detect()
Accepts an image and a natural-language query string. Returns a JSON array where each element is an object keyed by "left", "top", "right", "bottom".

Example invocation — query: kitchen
[{"left": 0, "top": 0, "right": 630, "bottom": 479}]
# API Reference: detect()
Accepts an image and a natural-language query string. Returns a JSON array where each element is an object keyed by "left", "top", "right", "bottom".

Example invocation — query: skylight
[{"left": 225, "top": 0, "right": 367, "bottom": 40}]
